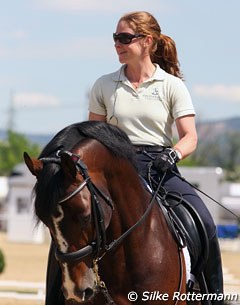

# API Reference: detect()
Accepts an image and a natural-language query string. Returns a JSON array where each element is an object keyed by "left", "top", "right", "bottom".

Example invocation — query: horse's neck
[
  {"left": 81, "top": 141, "right": 153, "bottom": 235},
  {"left": 106, "top": 161, "right": 151, "bottom": 228}
]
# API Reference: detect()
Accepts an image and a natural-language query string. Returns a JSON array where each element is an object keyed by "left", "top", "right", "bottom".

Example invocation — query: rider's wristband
[{"left": 173, "top": 148, "right": 182, "bottom": 161}]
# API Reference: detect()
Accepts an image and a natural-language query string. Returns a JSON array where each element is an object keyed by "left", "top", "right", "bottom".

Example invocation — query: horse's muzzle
[{"left": 63, "top": 285, "right": 96, "bottom": 304}]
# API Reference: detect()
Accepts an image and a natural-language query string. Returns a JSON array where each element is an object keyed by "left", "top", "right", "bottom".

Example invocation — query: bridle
[
  {"left": 40, "top": 149, "right": 162, "bottom": 264},
  {"left": 40, "top": 150, "right": 185, "bottom": 304},
  {"left": 41, "top": 150, "right": 114, "bottom": 263}
]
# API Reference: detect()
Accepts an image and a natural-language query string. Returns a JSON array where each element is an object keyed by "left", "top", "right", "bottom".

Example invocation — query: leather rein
[
  {"left": 40, "top": 150, "right": 160, "bottom": 264},
  {"left": 40, "top": 150, "right": 184, "bottom": 305}
]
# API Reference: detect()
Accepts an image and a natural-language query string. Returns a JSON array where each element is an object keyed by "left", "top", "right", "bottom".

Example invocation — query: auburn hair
[{"left": 119, "top": 11, "right": 183, "bottom": 79}]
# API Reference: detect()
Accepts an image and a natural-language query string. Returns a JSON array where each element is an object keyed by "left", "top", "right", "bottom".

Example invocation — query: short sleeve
[
  {"left": 89, "top": 78, "right": 107, "bottom": 115},
  {"left": 167, "top": 77, "right": 195, "bottom": 119}
]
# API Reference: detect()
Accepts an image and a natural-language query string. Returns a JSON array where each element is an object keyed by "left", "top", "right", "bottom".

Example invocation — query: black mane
[
  {"left": 34, "top": 121, "right": 137, "bottom": 224},
  {"left": 39, "top": 121, "right": 136, "bottom": 164}
]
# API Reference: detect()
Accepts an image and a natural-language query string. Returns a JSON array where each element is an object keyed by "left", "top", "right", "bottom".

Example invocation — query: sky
[{"left": 0, "top": 0, "right": 240, "bottom": 135}]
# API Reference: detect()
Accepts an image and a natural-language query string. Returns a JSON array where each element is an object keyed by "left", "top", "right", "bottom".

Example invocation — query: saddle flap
[{"left": 160, "top": 193, "right": 209, "bottom": 277}]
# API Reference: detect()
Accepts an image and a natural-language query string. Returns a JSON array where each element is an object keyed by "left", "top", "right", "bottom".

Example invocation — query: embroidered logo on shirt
[
  {"left": 151, "top": 88, "right": 159, "bottom": 95},
  {"left": 131, "top": 87, "right": 161, "bottom": 102},
  {"left": 141, "top": 88, "right": 160, "bottom": 101}
]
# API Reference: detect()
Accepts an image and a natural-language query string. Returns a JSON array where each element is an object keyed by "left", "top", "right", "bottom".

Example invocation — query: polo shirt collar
[
  {"left": 111, "top": 65, "right": 126, "bottom": 82},
  {"left": 152, "top": 64, "right": 166, "bottom": 81},
  {"left": 112, "top": 64, "right": 166, "bottom": 82}
]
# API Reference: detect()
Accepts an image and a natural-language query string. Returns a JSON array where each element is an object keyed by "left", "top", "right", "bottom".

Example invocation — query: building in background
[
  {"left": 179, "top": 166, "right": 224, "bottom": 225},
  {"left": 6, "top": 163, "right": 46, "bottom": 243},
  {"left": 0, "top": 164, "right": 239, "bottom": 243},
  {"left": 0, "top": 177, "right": 8, "bottom": 231}
]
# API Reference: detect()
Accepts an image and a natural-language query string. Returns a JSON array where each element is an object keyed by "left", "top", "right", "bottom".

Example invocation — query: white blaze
[{"left": 52, "top": 206, "right": 81, "bottom": 300}]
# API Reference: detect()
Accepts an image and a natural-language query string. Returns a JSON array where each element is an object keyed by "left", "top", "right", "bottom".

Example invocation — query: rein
[
  {"left": 54, "top": 150, "right": 164, "bottom": 263},
  {"left": 52, "top": 150, "right": 113, "bottom": 263},
  {"left": 42, "top": 150, "right": 184, "bottom": 304},
  {"left": 105, "top": 171, "right": 165, "bottom": 253},
  {"left": 171, "top": 169, "right": 240, "bottom": 221}
]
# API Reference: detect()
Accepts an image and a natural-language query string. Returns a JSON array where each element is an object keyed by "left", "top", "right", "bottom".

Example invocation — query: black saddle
[
  {"left": 158, "top": 191, "right": 209, "bottom": 281},
  {"left": 142, "top": 177, "right": 209, "bottom": 284}
]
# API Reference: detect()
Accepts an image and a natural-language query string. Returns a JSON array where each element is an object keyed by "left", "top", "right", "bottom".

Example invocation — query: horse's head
[
  {"left": 24, "top": 121, "right": 187, "bottom": 303},
  {"left": 24, "top": 146, "right": 114, "bottom": 303}
]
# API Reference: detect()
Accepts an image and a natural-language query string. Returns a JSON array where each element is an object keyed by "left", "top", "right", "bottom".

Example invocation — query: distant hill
[
  {"left": 1, "top": 116, "right": 240, "bottom": 146},
  {"left": 0, "top": 130, "right": 53, "bottom": 147},
  {"left": 25, "top": 133, "right": 53, "bottom": 147},
  {"left": 196, "top": 116, "right": 240, "bottom": 141},
  {"left": 0, "top": 130, "right": 7, "bottom": 141}
]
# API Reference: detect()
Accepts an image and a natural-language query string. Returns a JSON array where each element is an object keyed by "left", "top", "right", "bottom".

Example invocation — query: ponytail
[
  {"left": 119, "top": 11, "right": 183, "bottom": 79},
  {"left": 151, "top": 34, "right": 183, "bottom": 79}
]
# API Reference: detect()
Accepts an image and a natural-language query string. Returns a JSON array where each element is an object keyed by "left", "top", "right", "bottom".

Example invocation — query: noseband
[
  {"left": 40, "top": 150, "right": 114, "bottom": 263},
  {"left": 40, "top": 150, "right": 185, "bottom": 304},
  {"left": 41, "top": 150, "right": 160, "bottom": 265}
]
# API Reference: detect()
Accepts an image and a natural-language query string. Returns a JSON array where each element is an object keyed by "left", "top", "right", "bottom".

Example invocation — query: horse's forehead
[
  {"left": 50, "top": 189, "right": 91, "bottom": 237},
  {"left": 70, "top": 189, "right": 91, "bottom": 215},
  {"left": 59, "top": 181, "right": 92, "bottom": 213}
]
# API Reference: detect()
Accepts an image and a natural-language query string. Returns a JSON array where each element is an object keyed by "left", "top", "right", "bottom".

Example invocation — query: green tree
[
  {"left": 0, "top": 249, "right": 5, "bottom": 273},
  {"left": 190, "top": 131, "right": 240, "bottom": 181},
  {"left": 0, "top": 130, "right": 40, "bottom": 175},
  {"left": 223, "top": 132, "right": 240, "bottom": 181}
]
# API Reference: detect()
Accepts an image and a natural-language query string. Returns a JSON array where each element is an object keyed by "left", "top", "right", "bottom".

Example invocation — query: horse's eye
[{"left": 76, "top": 214, "right": 91, "bottom": 228}]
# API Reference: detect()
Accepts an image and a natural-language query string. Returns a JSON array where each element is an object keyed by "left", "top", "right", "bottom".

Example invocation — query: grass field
[
  {"left": 0, "top": 233, "right": 49, "bottom": 305},
  {"left": 0, "top": 233, "right": 240, "bottom": 305}
]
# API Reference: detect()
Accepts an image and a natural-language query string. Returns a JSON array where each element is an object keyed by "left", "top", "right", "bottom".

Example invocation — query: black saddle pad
[
  {"left": 158, "top": 191, "right": 209, "bottom": 278},
  {"left": 140, "top": 176, "right": 209, "bottom": 278}
]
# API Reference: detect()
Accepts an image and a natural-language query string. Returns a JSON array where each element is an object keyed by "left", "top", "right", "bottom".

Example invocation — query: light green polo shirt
[{"left": 89, "top": 64, "right": 195, "bottom": 147}]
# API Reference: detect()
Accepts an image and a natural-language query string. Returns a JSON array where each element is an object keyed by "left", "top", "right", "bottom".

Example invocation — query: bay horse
[{"left": 24, "top": 121, "right": 191, "bottom": 305}]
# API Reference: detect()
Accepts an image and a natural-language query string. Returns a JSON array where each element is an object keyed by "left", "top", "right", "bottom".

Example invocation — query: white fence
[{"left": 0, "top": 280, "right": 45, "bottom": 300}]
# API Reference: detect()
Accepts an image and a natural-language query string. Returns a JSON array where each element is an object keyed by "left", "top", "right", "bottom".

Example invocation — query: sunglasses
[{"left": 113, "top": 32, "right": 145, "bottom": 45}]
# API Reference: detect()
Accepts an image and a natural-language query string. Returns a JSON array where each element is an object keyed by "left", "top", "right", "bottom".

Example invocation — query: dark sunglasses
[{"left": 113, "top": 32, "right": 145, "bottom": 45}]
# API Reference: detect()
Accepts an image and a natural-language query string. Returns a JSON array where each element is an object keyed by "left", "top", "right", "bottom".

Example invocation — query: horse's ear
[
  {"left": 60, "top": 153, "right": 77, "bottom": 181},
  {"left": 23, "top": 152, "right": 43, "bottom": 177}
]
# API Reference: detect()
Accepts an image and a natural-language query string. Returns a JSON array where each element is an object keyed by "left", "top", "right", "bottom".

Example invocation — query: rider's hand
[{"left": 153, "top": 148, "right": 181, "bottom": 172}]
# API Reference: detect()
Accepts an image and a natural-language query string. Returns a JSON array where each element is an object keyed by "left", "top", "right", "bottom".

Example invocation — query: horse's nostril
[
  {"left": 74, "top": 286, "right": 94, "bottom": 301},
  {"left": 84, "top": 287, "right": 94, "bottom": 299}
]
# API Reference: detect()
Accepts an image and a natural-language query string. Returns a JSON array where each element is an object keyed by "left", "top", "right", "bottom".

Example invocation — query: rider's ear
[
  {"left": 142, "top": 34, "right": 153, "bottom": 48},
  {"left": 60, "top": 153, "right": 77, "bottom": 181},
  {"left": 23, "top": 152, "right": 43, "bottom": 177}
]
